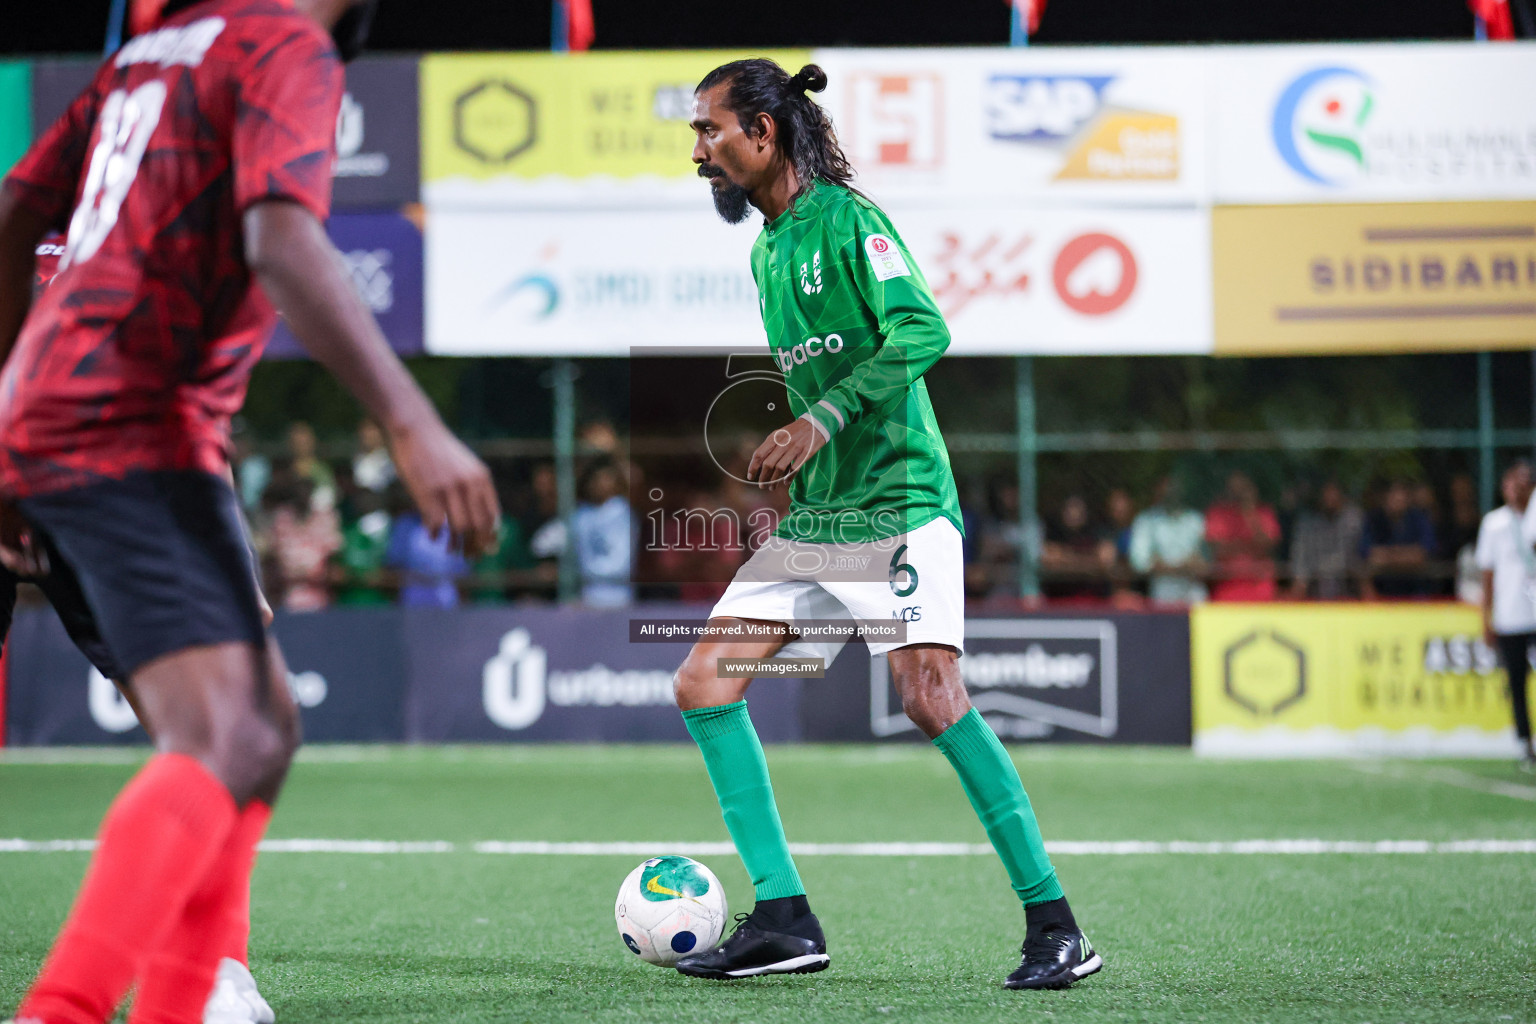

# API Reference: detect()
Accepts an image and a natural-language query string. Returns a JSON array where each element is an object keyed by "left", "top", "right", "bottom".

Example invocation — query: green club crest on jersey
[{"left": 639, "top": 856, "right": 711, "bottom": 902}]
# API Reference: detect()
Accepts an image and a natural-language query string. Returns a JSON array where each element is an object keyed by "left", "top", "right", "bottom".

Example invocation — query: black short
[{"left": 13, "top": 470, "right": 266, "bottom": 680}]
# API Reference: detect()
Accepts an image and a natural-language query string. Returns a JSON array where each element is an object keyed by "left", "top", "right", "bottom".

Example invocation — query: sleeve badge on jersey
[{"left": 864, "top": 233, "right": 911, "bottom": 282}]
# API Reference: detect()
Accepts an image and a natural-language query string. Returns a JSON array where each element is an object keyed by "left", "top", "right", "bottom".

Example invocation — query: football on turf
[{"left": 614, "top": 855, "right": 728, "bottom": 966}]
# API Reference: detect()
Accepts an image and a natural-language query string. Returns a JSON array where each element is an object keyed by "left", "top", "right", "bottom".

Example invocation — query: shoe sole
[
  {"left": 677, "top": 953, "right": 830, "bottom": 980},
  {"left": 1004, "top": 953, "right": 1104, "bottom": 991}
]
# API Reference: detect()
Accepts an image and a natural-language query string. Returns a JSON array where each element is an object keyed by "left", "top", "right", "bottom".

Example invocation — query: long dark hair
[{"left": 696, "top": 59, "right": 858, "bottom": 197}]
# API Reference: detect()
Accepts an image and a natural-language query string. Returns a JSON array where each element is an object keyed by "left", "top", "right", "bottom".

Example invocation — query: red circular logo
[
  {"left": 871, "top": 237, "right": 890, "bottom": 253},
  {"left": 1051, "top": 233, "right": 1137, "bottom": 316}
]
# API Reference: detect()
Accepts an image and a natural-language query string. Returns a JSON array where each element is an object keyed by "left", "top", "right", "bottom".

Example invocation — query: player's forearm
[
  {"left": 0, "top": 185, "right": 50, "bottom": 369},
  {"left": 244, "top": 200, "right": 438, "bottom": 437},
  {"left": 814, "top": 316, "right": 950, "bottom": 435}
]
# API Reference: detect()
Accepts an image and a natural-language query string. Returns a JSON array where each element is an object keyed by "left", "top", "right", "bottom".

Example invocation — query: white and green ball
[{"left": 614, "top": 856, "right": 728, "bottom": 966}]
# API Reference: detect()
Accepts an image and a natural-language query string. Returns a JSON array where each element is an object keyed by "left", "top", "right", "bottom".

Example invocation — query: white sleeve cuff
[{"left": 799, "top": 410, "right": 832, "bottom": 443}]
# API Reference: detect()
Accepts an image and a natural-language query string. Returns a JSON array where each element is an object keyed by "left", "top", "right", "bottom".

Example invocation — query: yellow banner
[
  {"left": 422, "top": 51, "right": 811, "bottom": 186},
  {"left": 1191, "top": 603, "right": 1516, "bottom": 756},
  {"left": 1213, "top": 202, "right": 1536, "bottom": 355}
]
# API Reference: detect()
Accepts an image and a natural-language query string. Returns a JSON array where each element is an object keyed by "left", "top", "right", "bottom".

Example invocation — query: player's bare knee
[{"left": 674, "top": 651, "right": 713, "bottom": 707}]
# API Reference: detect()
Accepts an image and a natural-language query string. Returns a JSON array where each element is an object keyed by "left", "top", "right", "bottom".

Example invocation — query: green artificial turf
[{"left": 2, "top": 745, "right": 1534, "bottom": 1023}]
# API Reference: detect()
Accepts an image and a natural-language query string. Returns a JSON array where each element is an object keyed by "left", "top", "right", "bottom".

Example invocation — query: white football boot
[{"left": 204, "top": 958, "right": 275, "bottom": 1024}]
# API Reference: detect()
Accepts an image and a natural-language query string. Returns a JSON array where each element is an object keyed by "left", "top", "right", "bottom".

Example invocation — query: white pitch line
[
  {"left": 1348, "top": 761, "right": 1536, "bottom": 803},
  {"left": 4, "top": 838, "right": 1536, "bottom": 855}
]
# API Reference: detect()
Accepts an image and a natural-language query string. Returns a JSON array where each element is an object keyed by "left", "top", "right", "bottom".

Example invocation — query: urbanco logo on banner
[
  {"left": 87, "top": 666, "right": 327, "bottom": 734},
  {"left": 843, "top": 72, "right": 944, "bottom": 172},
  {"left": 334, "top": 91, "right": 389, "bottom": 179},
  {"left": 985, "top": 73, "right": 1179, "bottom": 182},
  {"left": 481, "top": 628, "right": 675, "bottom": 731},
  {"left": 1271, "top": 66, "right": 1375, "bottom": 187},
  {"left": 870, "top": 620, "right": 1118, "bottom": 740}
]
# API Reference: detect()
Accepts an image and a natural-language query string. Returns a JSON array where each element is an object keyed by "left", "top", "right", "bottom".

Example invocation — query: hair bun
[{"left": 790, "top": 64, "right": 828, "bottom": 94}]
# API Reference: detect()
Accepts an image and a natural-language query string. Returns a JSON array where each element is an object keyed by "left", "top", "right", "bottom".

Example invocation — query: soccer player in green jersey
[{"left": 669, "top": 58, "right": 1102, "bottom": 990}]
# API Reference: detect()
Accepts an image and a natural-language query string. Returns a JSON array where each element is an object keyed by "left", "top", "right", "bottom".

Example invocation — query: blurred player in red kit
[
  {"left": 15, "top": 239, "right": 276, "bottom": 1024},
  {"left": 0, "top": 2, "right": 500, "bottom": 1023}
]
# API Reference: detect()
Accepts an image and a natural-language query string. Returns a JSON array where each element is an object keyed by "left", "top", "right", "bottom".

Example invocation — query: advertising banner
[
  {"left": 2, "top": 608, "right": 408, "bottom": 746},
  {"left": 268, "top": 211, "right": 425, "bottom": 359},
  {"left": 1212, "top": 43, "right": 1536, "bottom": 205},
  {"left": 804, "top": 612, "right": 1191, "bottom": 744},
  {"left": 812, "top": 47, "right": 1207, "bottom": 208},
  {"left": 400, "top": 605, "right": 803, "bottom": 743},
  {"left": 421, "top": 50, "right": 809, "bottom": 208},
  {"left": 1191, "top": 603, "right": 1518, "bottom": 757},
  {"left": 1213, "top": 201, "right": 1536, "bottom": 355},
  {"left": 0, "top": 62, "right": 29, "bottom": 178},
  {"left": 330, "top": 56, "right": 421, "bottom": 209},
  {"left": 427, "top": 205, "right": 1211, "bottom": 356}
]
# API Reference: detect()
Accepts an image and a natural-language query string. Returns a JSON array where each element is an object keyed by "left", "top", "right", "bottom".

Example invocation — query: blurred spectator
[
  {"left": 287, "top": 421, "right": 337, "bottom": 511},
  {"left": 268, "top": 476, "right": 342, "bottom": 611},
  {"left": 352, "top": 418, "right": 396, "bottom": 494},
  {"left": 1104, "top": 488, "right": 1136, "bottom": 566},
  {"left": 574, "top": 459, "right": 635, "bottom": 607},
  {"left": 1479, "top": 461, "right": 1536, "bottom": 768},
  {"left": 1129, "top": 476, "right": 1208, "bottom": 604},
  {"left": 332, "top": 486, "right": 393, "bottom": 607},
  {"left": 470, "top": 516, "right": 535, "bottom": 604},
  {"left": 233, "top": 425, "right": 269, "bottom": 513},
  {"left": 979, "top": 477, "right": 1041, "bottom": 598},
  {"left": 526, "top": 462, "right": 567, "bottom": 598},
  {"left": 386, "top": 484, "right": 470, "bottom": 608},
  {"left": 1361, "top": 479, "right": 1437, "bottom": 598},
  {"left": 1288, "top": 479, "right": 1364, "bottom": 600},
  {"left": 580, "top": 418, "right": 620, "bottom": 455},
  {"left": 1103, "top": 488, "right": 1142, "bottom": 605},
  {"left": 1447, "top": 472, "right": 1482, "bottom": 600},
  {"left": 1205, "top": 471, "right": 1280, "bottom": 601},
  {"left": 1040, "top": 494, "right": 1112, "bottom": 600}
]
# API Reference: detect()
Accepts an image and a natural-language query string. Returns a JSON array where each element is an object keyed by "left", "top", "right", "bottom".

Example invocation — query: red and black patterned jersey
[
  {"left": 0, "top": 0, "right": 341, "bottom": 498},
  {"left": 31, "top": 237, "right": 66, "bottom": 299}
]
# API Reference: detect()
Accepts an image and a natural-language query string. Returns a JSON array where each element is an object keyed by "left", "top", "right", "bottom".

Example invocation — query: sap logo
[
  {"left": 115, "top": 16, "right": 225, "bottom": 69},
  {"left": 341, "top": 248, "right": 394, "bottom": 314},
  {"left": 892, "top": 606, "right": 923, "bottom": 622},
  {"left": 962, "top": 645, "right": 1096, "bottom": 689},
  {"left": 482, "top": 628, "right": 674, "bottom": 731},
  {"left": 774, "top": 333, "right": 843, "bottom": 374},
  {"left": 986, "top": 75, "right": 1113, "bottom": 142},
  {"left": 800, "top": 251, "right": 823, "bottom": 295}
]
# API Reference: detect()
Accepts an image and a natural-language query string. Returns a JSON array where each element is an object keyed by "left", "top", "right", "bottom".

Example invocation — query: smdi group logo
[{"left": 1271, "top": 66, "right": 1375, "bottom": 186}]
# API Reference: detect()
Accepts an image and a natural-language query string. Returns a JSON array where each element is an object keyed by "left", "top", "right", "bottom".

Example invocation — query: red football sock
[
  {"left": 18, "top": 754, "right": 237, "bottom": 1024},
  {"left": 220, "top": 800, "right": 271, "bottom": 965},
  {"left": 127, "top": 800, "right": 272, "bottom": 1024}
]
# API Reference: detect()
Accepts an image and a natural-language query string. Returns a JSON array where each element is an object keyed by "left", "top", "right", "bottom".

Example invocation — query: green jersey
[{"left": 751, "top": 179, "right": 962, "bottom": 545}]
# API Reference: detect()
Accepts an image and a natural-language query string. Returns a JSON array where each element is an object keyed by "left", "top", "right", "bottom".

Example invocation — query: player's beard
[{"left": 700, "top": 165, "right": 752, "bottom": 224}]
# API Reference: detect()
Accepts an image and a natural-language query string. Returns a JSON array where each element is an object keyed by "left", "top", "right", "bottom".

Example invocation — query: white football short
[{"left": 708, "top": 514, "right": 965, "bottom": 666}]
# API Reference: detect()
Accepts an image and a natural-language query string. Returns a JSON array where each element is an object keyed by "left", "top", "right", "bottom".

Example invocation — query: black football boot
[
  {"left": 1004, "top": 926, "right": 1103, "bottom": 990},
  {"left": 675, "top": 901, "right": 829, "bottom": 979}
]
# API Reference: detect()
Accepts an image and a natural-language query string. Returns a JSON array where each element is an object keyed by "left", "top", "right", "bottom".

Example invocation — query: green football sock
[
  {"left": 682, "top": 701, "right": 806, "bottom": 901},
  {"left": 934, "top": 708, "right": 1064, "bottom": 907}
]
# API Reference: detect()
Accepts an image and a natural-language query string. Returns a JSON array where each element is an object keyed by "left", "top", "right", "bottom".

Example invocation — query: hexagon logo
[
  {"left": 1223, "top": 629, "right": 1306, "bottom": 717},
  {"left": 454, "top": 79, "right": 537, "bottom": 165}
]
